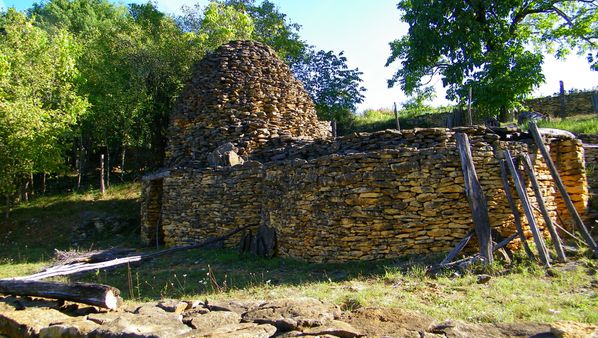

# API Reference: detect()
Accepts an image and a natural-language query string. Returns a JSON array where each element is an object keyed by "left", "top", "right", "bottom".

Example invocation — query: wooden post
[
  {"left": 331, "top": 120, "right": 337, "bottom": 138},
  {"left": 100, "top": 154, "right": 105, "bottom": 195},
  {"left": 455, "top": 133, "right": 493, "bottom": 264},
  {"left": 393, "top": 102, "right": 401, "bottom": 131},
  {"left": 499, "top": 159, "right": 535, "bottom": 259},
  {"left": 503, "top": 150, "right": 551, "bottom": 267},
  {"left": 440, "top": 229, "right": 474, "bottom": 266},
  {"left": 467, "top": 87, "right": 473, "bottom": 126},
  {"left": 559, "top": 81, "right": 566, "bottom": 118},
  {"left": 528, "top": 122, "right": 598, "bottom": 256},
  {"left": 520, "top": 154, "right": 567, "bottom": 262}
]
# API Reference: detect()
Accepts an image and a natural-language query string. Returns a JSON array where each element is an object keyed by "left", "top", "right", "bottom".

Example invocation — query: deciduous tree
[{"left": 387, "top": 0, "right": 598, "bottom": 117}]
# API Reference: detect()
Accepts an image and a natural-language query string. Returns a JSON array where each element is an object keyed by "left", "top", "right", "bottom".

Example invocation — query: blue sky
[{"left": 3, "top": 0, "right": 597, "bottom": 111}]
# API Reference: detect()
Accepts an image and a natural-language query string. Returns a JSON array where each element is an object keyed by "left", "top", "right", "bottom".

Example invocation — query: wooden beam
[
  {"left": 528, "top": 122, "right": 598, "bottom": 256},
  {"left": 440, "top": 229, "right": 475, "bottom": 266},
  {"left": 499, "top": 159, "right": 535, "bottom": 259},
  {"left": 520, "top": 154, "right": 567, "bottom": 262},
  {"left": 455, "top": 133, "right": 493, "bottom": 264},
  {"left": 503, "top": 150, "right": 551, "bottom": 267},
  {"left": 0, "top": 280, "right": 122, "bottom": 310}
]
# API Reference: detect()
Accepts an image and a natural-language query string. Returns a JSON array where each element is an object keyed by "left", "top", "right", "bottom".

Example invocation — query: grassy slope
[
  {"left": 0, "top": 182, "right": 596, "bottom": 324},
  {"left": 537, "top": 115, "right": 598, "bottom": 135}
]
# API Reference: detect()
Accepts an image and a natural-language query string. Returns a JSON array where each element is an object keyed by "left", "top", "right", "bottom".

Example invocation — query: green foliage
[
  {"left": 0, "top": 9, "right": 87, "bottom": 194},
  {"left": 292, "top": 49, "right": 366, "bottom": 128},
  {"left": 224, "top": 0, "right": 307, "bottom": 63},
  {"left": 387, "top": 0, "right": 598, "bottom": 115}
]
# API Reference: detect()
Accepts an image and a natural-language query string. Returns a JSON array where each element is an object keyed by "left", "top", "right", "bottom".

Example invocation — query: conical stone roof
[{"left": 166, "top": 40, "right": 331, "bottom": 167}]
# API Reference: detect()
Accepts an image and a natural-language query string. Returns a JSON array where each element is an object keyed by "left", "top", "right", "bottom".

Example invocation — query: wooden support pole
[
  {"left": 394, "top": 102, "right": 401, "bottom": 131},
  {"left": 520, "top": 154, "right": 567, "bottom": 262},
  {"left": 499, "top": 159, "right": 535, "bottom": 259},
  {"left": 456, "top": 133, "right": 493, "bottom": 264},
  {"left": 528, "top": 122, "right": 598, "bottom": 256},
  {"left": 467, "top": 87, "right": 473, "bottom": 126},
  {"left": 440, "top": 229, "right": 474, "bottom": 266},
  {"left": 0, "top": 280, "right": 122, "bottom": 310},
  {"left": 503, "top": 150, "right": 551, "bottom": 267}
]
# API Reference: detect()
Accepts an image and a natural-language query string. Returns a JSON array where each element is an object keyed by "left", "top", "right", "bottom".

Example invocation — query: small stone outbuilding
[{"left": 141, "top": 40, "right": 590, "bottom": 262}]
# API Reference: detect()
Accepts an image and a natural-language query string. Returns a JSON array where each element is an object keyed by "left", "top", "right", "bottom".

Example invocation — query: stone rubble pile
[
  {"left": 4, "top": 295, "right": 594, "bottom": 337},
  {"left": 166, "top": 40, "right": 330, "bottom": 168}
]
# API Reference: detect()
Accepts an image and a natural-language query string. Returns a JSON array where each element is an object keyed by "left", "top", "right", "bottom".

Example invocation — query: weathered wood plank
[
  {"left": 499, "top": 159, "right": 535, "bottom": 259},
  {"left": 520, "top": 153, "right": 567, "bottom": 262},
  {"left": 528, "top": 122, "right": 598, "bottom": 257},
  {"left": 455, "top": 133, "right": 493, "bottom": 264},
  {"left": 503, "top": 150, "right": 551, "bottom": 267},
  {"left": 440, "top": 229, "right": 475, "bottom": 266}
]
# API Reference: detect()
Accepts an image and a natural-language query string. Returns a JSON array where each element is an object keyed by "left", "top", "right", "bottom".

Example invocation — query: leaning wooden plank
[
  {"left": 499, "top": 159, "right": 535, "bottom": 259},
  {"left": 528, "top": 122, "right": 598, "bottom": 256},
  {"left": 4, "top": 224, "right": 253, "bottom": 282},
  {"left": 0, "top": 280, "right": 122, "bottom": 310},
  {"left": 455, "top": 133, "right": 493, "bottom": 264},
  {"left": 520, "top": 154, "right": 567, "bottom": 262},
  {"left": 440, "top": 229, "right": 475, "bottom": 266},
  {"left": 503, "top": 150, "right": 551, "bottom": 267}
]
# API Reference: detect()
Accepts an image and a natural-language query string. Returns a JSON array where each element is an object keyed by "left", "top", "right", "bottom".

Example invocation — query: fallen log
[{"left": 0, "top": 280, "right": 122, "bottom": 310}]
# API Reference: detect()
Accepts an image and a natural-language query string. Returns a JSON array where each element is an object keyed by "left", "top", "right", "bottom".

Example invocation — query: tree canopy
[
  {"left": 0, "top": 9, "right": 87, "bottom": 194},
  {"left": 387, "top": 0, "right": 598, "bottom": 115},
  {"left": 0, "top": 0, "right": 367, "bottom": 201}
]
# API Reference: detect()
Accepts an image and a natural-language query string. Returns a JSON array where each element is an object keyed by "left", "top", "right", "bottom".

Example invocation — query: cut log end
[{"left": 105, "top": 290, "right": 120, "bottom": 310}]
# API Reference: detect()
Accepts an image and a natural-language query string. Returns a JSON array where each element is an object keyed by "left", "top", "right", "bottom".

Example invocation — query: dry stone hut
[{"left": 141, "top": 40, "right": 590, "bottom": 263}]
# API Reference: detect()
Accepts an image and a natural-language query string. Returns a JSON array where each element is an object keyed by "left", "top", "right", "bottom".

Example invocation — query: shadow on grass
[
  {"left": 72, "top": 247, "right": 441, "bottom": 301},
  {"left": 0, "top": 197, "right": 140, "bottom": 263}
]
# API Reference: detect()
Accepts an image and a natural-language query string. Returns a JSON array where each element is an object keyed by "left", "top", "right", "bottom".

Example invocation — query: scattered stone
[
  {"left": 184, "top": 322, "right": 277, "bottom": 338},
  {"left": 157, "top": 299, "right": 189, "bottom": 314},
  {"left": 88, "top": 312, "right": 191, "bottom": 338},
  {"left": 477, "top": 274, "right": 492, "bottom": 284},
  {"left": 187, "top": 311, "right": 241, "bottom": 330},
  {"left": 206, "top": 299, "right": 264, "bottom": 314},
  {"left": 242, "top": 297, "right": 340, "bottom": 331},
  {"left": 551, "top": 321, "right": 598, "bottom": 338},
  {"left": 301, "top": 320, "right": 364, "bottom": 338}
]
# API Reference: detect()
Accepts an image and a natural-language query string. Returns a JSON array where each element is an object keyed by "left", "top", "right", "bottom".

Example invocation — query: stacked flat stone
[
  {"left": 142, "top": 127, "right": 590, "bottom": 263},
  {"left": 166, "top": 40, "right": 330, "bottom": 167},
  {"left": 524, "top": 91, "right": 597, "bottom": 117}
]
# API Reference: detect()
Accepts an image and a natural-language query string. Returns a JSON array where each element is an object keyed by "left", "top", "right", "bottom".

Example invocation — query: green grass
[
  {"left": 536, "top": 114, "right": 598, "bottom": 134},
  {"left": 1, "top": 181, "right": 597, "bottom": 325}
]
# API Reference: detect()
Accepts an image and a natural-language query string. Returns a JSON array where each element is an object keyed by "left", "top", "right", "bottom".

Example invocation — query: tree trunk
[
  {"left": 100, "top": 154, "right": 105, "bottom": 195},
  {"left": 498, "top": 105, "right": 510, "bottom": 123},
  {"left": 23, "top": 178, "right": 29, "bottom": 203},
  {"left": 28, "top": 173, "right": 34, "bottom": 199},
  {"left": 42, "top": 172, "right": 46, "bottom": 194},
  {"left": 106, "top": 147, "right": 111, "bottom": 189},
  {"left": 4, "top": 194, "right": 9, "bottom": 220},
  {"left": 120, "top": 145, "right": 126, "bottom": 181},
  {"left": 0, "top": 280, "right": 122, "bottom": 310}
]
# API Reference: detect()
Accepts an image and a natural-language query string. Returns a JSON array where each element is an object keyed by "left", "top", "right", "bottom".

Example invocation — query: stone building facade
[{"left": 140, "top": 40, "right": 591, "bottom": 263}]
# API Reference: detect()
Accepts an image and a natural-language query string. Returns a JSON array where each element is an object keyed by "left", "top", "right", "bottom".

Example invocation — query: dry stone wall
[
  {"left": 166, "top": 40, "right": 330, "bottom": 168},
  {"left": 143, "top": 127, "right": 588, "bottom": 262},
  {"left": 578, "top": 134, "right": 598, "bottom": 224},
  {"left": 524, "top": 91, "right": 598, "bottom": 117}
]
